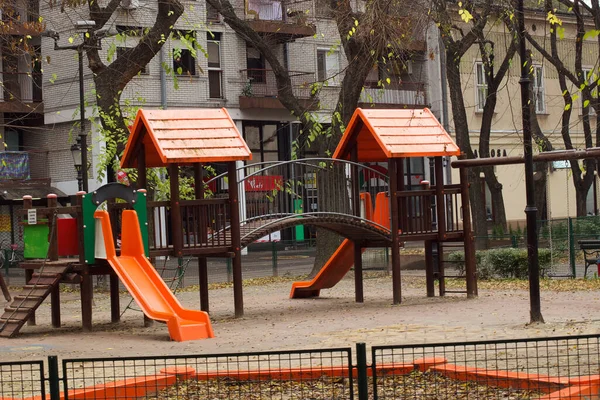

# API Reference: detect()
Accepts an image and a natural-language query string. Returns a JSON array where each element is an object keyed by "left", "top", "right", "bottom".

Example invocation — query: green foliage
[{"left": 449, "top": 248, "right": 551, "bottom": 280}]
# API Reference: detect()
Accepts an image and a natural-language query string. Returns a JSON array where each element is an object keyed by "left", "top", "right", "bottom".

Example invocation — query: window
[
  {"left": 475, "top": 61, "right": 487, "bottom": 112},
  {"left": 246, "top": 45, "right": 265, "bottom": 84},
  {"left": 208, "top": 32, "right": 223, "bottom": 98},
  {"left": 117, "top": 47, "right": 148, "bottom": 74},
  {"left": 582, "top": 68, "right": 598, "bottom": 114},
  {"left": 317, "top": 49, "right": 340, "bottom": 85},
  {"left": 173, "top": 48, "right": 196, "bottom": 76},
  {"left": 532, "top": 65, "right": 545, "bottom": 113}
]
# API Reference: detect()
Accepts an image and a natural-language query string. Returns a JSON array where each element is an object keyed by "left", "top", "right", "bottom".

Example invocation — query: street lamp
[
  {"left": 43, "top": 20, "right": 101, "bottom": 193},
  {"left": 70, "top": 139, "right": 83, "bottom": 190}
]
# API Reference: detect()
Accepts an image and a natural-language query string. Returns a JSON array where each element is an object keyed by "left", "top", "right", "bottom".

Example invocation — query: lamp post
[
  {"left": 517, "top": 0, "right": 544, "bottom": 323},
  {"left": 45, "top": 21, "right": 99, "bottom": 193},
  {"left": 70, "top": 140, "right": 83, "bottom": 190}
]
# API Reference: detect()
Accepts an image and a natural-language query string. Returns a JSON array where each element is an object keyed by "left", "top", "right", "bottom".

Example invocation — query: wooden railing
[{"left": 396, "top": 184, "right": 463, "bottom": 237}]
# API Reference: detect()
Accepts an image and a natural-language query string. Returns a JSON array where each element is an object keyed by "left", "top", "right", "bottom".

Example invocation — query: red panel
[
  {"left": 245, "top": 175, "right": 283, "bottom": 192},
  {"left": 57, "top": 218, "right": 79, "bottom": 256}
]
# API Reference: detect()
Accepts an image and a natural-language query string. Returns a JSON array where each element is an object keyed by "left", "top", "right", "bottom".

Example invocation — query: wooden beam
[{"left": 451, "top": 147, "right": 600, "bottom": 168}]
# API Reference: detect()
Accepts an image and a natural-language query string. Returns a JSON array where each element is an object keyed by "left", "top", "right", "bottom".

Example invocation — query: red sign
[{"left": 245, "top": 175, "right": 283, "bottom": 192}]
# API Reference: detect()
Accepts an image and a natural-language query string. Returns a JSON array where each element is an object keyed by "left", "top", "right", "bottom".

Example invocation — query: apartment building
[
  {"left": 434, "top": 10, "right": 599, "bottom": 224},
  {"left": 32, "top": 0, "right": 430, "bottom": 196}
]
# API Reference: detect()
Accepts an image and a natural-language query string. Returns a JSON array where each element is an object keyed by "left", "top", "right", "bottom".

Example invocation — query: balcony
[
  {"left": 244, "top": 0, "right": 316, "bottom": 42},
  {"left": 239, "top": 69, "right": 319, "bottom": 110},
  {"left": 0, "top": 72, "right": 43, "bottom": 113},
  {"left": 359, "top": 82, "right": 427, "bottom": 109}
]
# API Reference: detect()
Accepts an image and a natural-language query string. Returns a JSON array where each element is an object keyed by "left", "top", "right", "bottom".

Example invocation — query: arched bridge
[{"left": 208, "top": 158, "right": 392, "bottom": 248}]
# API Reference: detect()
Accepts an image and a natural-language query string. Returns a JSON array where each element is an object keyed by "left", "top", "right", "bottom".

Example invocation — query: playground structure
[{"left": 0, "top": 107, "right": 477, "bottom": 341}]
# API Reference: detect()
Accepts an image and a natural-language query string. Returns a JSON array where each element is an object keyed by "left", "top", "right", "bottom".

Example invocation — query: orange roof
[
  {"left": 333, "top": 108, "right": 461, "bottom": 162},
  {"left": 121, "top": 108, "right": 252, "bottom": 168}
]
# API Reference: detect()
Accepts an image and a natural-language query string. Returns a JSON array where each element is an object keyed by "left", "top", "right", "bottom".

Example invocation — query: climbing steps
[
  {"left": 434, "top": 241, "right": 470, "bottom": 296},
  {"left": 0, "top": 265, "right": 68, "bottom": 338}
]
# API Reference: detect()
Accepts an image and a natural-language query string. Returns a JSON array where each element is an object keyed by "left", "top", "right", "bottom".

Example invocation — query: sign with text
[
  {"left": 27, "top": 209, "right": 37, "bottom": 225},
  {"left": 245, "top": 175, "right": 283, "bottom": 192}
]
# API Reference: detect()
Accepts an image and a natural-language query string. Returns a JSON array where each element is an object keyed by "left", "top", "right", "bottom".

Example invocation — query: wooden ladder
[{"left": 0, "top": 265, "right": 68, "bottom": 338}]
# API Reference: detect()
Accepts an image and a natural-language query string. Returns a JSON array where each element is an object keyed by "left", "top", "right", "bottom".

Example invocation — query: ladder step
[
  {"left": 1, "top": 310, "right": 30, "bottom": 320},
  {"left": 21, "top": 286, "right": 51, "bottom": 297},
  {"left": 32, "top": 272, "right": 63, "bottom": 278},
  {"left": 0, "top": 321, "right": 24, "bottom": 337},
  {"left": 27, "top": 277, "right": 60, "bottom": 286},
  {"left": 10, "top": 298, "right": 41, "bottom": 309}
]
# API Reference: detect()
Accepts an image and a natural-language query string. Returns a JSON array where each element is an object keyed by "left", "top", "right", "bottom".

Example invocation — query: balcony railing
[
  {"left": 360, "top": 82, "right": 427, "bottom": 107},
  {"left": 0, "top": 151, "right": 48, "bottom": 180},
  {"left": 241, "top": 69, "right": 314, "bottom": 99},
  {"left": 0, "top": 72, "right": 43, "bottom": 103}
]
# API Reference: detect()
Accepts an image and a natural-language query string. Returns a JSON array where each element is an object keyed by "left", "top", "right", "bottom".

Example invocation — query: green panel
[
  {"left": 133, "top": 190, "right": 149, "bottom": 257},
  {"left": 294, "top": 199, "right": 304, "bottom": 242},
  {"left": 82, "top": 193, "right": 97, "bottom": 264},
  {"left": 23, "top": 224, "right": 49, "bottom": 259}
]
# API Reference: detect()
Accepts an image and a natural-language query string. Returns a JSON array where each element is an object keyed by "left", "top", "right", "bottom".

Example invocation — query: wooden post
[
  {"left": 435, "top": 157, "right": 446, "bottom": 240},
  {"left": 47, "top": 194, "right": 58, "bottom": 261},
  {"left": 389, "top": 158, "right": 402, "bottom": 304},
  {"left": 169, "top": 164, "right": 183, "bottom": 258},
  {"left": 459, "top": 165, "right": 478, "bottom": 298},
  {"left": 109, "top": 272, "right": 120, "bottom": 323},
  {"left": 351, "top": 145, "right": 363, "bottom": 303},
  {"left": 425, "top": 240, "right": 435, "bottom": 297},
  {"left": 50, "top": 284, "right": 60, "bottom": 328},
  {"left": 438, "top": 241, "right": 446, "bottom": 296},
  {"left": 228, "top": 162, "right": 244, "bottom": 317},
  {"left": 194, "top": 163, "right": 210, "bottom": 313},
  {"left": 80, "top": 266, "right": 92, "bottom": 331},
  {"left": 23, "top": 196, "right": 36, "bottom": 326},
  {"left": 354, "top": 242, "right": 364, "bottom": 303}
]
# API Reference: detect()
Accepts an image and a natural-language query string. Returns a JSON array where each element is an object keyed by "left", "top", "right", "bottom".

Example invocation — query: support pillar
[
  {"left": 228, "top": 162, "right": 244, "bottom": 317},
  {"left": 80, "top": 268, "right": 92, "bottom": 331},
  {"left": 389, "top": 158, "right": 402, "bottom": 304},
  {"left": 425, "top": 240, "right": 435, "bottom": 297},
  {"left": 50, "top": 284, "right": 60, "bottom": 328},
  {"left": 194, "top": 163, "right": 210, "bottom": 313},
  {"left": 350, "top": 145, "right": 363, "bottom": 303},
  {"left": 354, "top": 241, "right": 363, "bottom": 303},
  {"left": 110, "top": 272, "right": 120, "bottom": 323},
  {"left": 459, "top": 165, "right": 478, "bottom": 298}
]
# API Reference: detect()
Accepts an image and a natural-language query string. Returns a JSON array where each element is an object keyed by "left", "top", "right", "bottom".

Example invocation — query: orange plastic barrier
[
  {"left": 290, "top": 192, "right": 390, "bottom": 298},
  {"left": 94, "top": 210, "right": 214, "bottom": 341}
]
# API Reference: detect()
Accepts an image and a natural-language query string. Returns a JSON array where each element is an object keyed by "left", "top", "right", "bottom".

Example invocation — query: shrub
[{"left": 447, "top": 248, "right": 550, "bottom": 280}]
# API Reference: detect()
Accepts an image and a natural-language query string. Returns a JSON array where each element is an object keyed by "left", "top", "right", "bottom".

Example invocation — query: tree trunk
[
  {"left": 310, "top": 161, "right": 350, "bottom": 277},
  {"left": 484, "top": 166, "right": 507, "bottom": 231},
  {"left": 445, "top": 48, "right": 488, "bottom": 247}
]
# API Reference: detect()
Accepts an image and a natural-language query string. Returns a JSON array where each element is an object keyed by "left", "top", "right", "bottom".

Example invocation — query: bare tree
[{"left": 526, "top": 0, "right": 599, "bottom": 216}]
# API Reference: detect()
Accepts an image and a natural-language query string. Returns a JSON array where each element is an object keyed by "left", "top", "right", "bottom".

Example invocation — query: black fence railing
[
  {"left": 372, "top": 334, "right": 600, "bottom": 399},
  {"left": 3, "top": 335, "right": 600, "bottom": 399},
  {"left": 0, "top": 360, "right": 46, "bottom": 400}
]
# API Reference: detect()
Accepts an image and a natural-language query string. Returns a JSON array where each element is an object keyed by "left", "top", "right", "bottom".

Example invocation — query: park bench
[{"left": 578, "top": 239, "right": 600, "bottom": 278}]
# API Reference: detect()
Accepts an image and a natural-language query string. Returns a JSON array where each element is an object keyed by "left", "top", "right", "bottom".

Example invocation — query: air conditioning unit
[{"left": 120, "top": 0, "right": 139, "bottom": 10}]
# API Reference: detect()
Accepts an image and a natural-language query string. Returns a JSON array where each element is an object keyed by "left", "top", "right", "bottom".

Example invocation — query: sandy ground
[{"left": 2, "top": 273, "right": 600, "bottom": 362}]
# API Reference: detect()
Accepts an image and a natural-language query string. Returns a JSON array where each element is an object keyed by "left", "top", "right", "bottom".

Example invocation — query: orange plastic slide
[
  {"left": 290, "top": 192, "right": 390, "bottom": 299},
  {"left": 94, "top": 210, "right": 214, "bottom": 341}
]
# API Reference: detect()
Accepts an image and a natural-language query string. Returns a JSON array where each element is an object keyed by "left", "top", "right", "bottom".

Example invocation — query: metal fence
[
  {"left": 0, "top": 360, "right": 46, "bottom": 400},
  {"left": 372, "top": 334, "right": 600, "bottom": 399},
  {"left": 61, "top": 348, "right": 353, "bottom": 400},
  {"left": 3, "top": 334, "right": 600, "bottom": 399}
]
